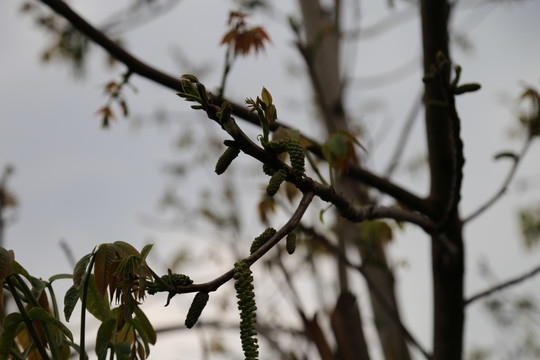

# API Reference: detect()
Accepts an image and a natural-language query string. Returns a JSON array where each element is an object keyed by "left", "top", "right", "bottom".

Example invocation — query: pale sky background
[{"left": 1, "top": 0, "right": 540, "bottom": 359}]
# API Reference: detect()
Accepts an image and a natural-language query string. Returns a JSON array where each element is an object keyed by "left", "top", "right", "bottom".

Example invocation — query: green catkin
[
  {"left": 266, "top": 138, "right": 288, "bottom": 153},
  {"left": 262, "top": 163, "right": 276, "bottom": 176},
  {"left": 266, "top": 169, "right": 287, "bottom": 197},
  {"left": 234, "top": 261, "right": 259, "bottom": 360},
  {"left": 166, "top": 273, "right": 193, "bottom": 286},
  {"left": 250, "top": 228, "right": 277, "bottom": 255},
  {"left": 222, "top": 118, "right": 239, "bottom": 137},
  {"left": 286, "top": 231, "right": 296, "bottom": 255},
  {"left": 185, "top": 292, "right": 209, "bottom": 329},
  {"left": 265, "top": 137, "right": 305, "bottom": 177},
  {"left": 146, "top": 273, "right": 193, "bottom": 294},
  {"left": 285, "top": 137, "right": 305, "bottom": 177},
  {"left": 215, "top": 146, "right": 241, "bottom": 175}
]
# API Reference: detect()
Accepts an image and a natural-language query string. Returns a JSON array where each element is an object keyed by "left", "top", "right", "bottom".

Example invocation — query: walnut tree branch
[{"left": 37, "top": 0, "right": 429, "bottom": 216}]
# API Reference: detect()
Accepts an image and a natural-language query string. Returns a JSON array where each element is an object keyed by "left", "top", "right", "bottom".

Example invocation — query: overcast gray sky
[{"left": 2, "top": 0, "right": 540, "bottom": 358}]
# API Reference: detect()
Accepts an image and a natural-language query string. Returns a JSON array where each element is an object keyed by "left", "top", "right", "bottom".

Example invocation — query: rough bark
[
  {"left": 299, "top": 1, "right": 411, "bottom": 359},
  {"left": 420, "top": 1, "right": 465, "bottom": 359}
]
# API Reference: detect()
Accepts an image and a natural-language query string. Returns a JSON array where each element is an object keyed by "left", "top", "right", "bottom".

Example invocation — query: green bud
[{"left": 454, "top": 83, "right": 481, "bottom": 95}]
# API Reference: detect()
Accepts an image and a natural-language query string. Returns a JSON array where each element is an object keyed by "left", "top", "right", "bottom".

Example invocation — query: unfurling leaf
[
  {"left": 221, "top": 12, "right": 271, "bottom": 56},
  {"left": 261, "top": 87, "right": 272, "bottom": 107},
  {"left": 322, "top": 131, "right": 360, "bottom": 174},
  {"left": 181, "top": 74, "right": 200, "bottom": 83}
]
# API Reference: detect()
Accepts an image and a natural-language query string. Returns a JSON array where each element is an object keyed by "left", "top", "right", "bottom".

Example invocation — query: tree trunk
[
  {"left": 420, "top": 1, "right": 465, "bottom": 359},
  {"left": 299, "top": 1, "right": 411, "bottom": 359}
]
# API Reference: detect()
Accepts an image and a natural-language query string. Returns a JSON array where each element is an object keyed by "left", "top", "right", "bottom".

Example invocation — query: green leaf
[
  {"left": 0, "top": 313, "right": 23, "bottom": 358},
  {"left": 181, "top": 74, "right": 200, "bottom": 83},
  {"left": 337, "top": 129, "right": 367, "bottom": 153},
  {"left": 64, "top": 284, "right": 81, "bottom": 322},
  {"left": 94, "top": 244, "right": 116, "bottom": 298},
  {"left": 140, "top": 244, "right": 154, "bottom": 263},
  {"left": 84, "top": 274, "right": 111, "bottom": 322},
  {"left": 73, "top": 253, "right": 93, "bottom": 289},
  {"left": 261, "top": 87, "right": 272, "bottom": 106},
  {"left": 134, "top": 305, "right": 156, "bottom": 345},
  {"left": 27, "top": 307, "right": 73, "bottom": 341},
  {"left": 11, "top": 260, "right": 30, "bottom": 280},
  {"left": 114, "top": 342, "right": 131, "bottom": 360},
  {"left": 324, "top": 133, "right": 348, "bottom": 159},
  {"left": 0, "top": 248, "right": 13, "bottom": 280},
  {"left": 95, "top": 317, "right": 116, "bottom": 357},
  {"left": 128, "top": 318, "right": 151, "bottom": 356},
  {"left": 113, "top": 241, "right": 141, "bottom": 258}
]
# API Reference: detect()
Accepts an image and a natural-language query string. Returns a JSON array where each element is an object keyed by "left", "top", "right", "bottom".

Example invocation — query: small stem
[
  {"left": 465, "top": 263, "right": 540, "bottom": 305},
  {"left": 218, "top": 45, "right": 234, "bottom": 99},
  {"left": 464, "top": 134, "right": 534, "bottom": 224},
  {"left": 5, "top": 276, "right": 51, "bottom": 360},
  {"left": 79, "top": 254, "right": 96, "bottom": 360}
]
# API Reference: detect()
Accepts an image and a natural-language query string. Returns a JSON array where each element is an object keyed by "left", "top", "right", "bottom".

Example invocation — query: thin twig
[
  {"left": 384, "top": 90, "right": 424, "bottom": 178},
  {"left": 463, "top": 135, "right": 534, "bottom": 224},
  {"left": 465, "top": 263, "right": 540, "bottom": 305},
  {"left": 168, "top": 191, "right": 315, "bottom": 295}
]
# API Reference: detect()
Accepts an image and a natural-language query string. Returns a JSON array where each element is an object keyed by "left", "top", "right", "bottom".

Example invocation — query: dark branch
[
  {"left": 37, "top": 0, "right": 429, "bottom": 216},
  {"left": 465, "top": 263, "right": 540, "bottom": 305}
]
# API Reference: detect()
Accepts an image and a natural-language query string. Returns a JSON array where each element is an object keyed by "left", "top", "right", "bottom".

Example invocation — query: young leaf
[
  {"left": 73, "top": 252, "right": 93, "bottom": 289},
  {"left": 94, "top": 244, "right": 117, "bottom": 299},
  {"left": 181, "top": 74, "right": 200, "bottom": 83},
  {"left": 64, "top": 284, "right": 81, "bottom": 322},
  {"left": 140, "top": 243, "right": 154, "bottom": 263},
  {"left": 261, "top": 87, "right": 272, "bottom": 107},
  {"left": 95, "top": 317, "right": 116, "bottom": 358},
  {"left": 0, "top": 313, "right": 23, "bottom": 358},
  {"left": 134, "top": 305, "right": 157, "bottom": 345},
  {"left": 0, "top": 248, "right": 14, "bottom": 280},
  {"left": 27, "top": 307, "right": 74, "bottom": 341},
  {"left": 83, "top": 274, "right": 111, "bottom": 322},
  {"left": 114, "top": 342, "right": 131, "bottom": 360}
]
